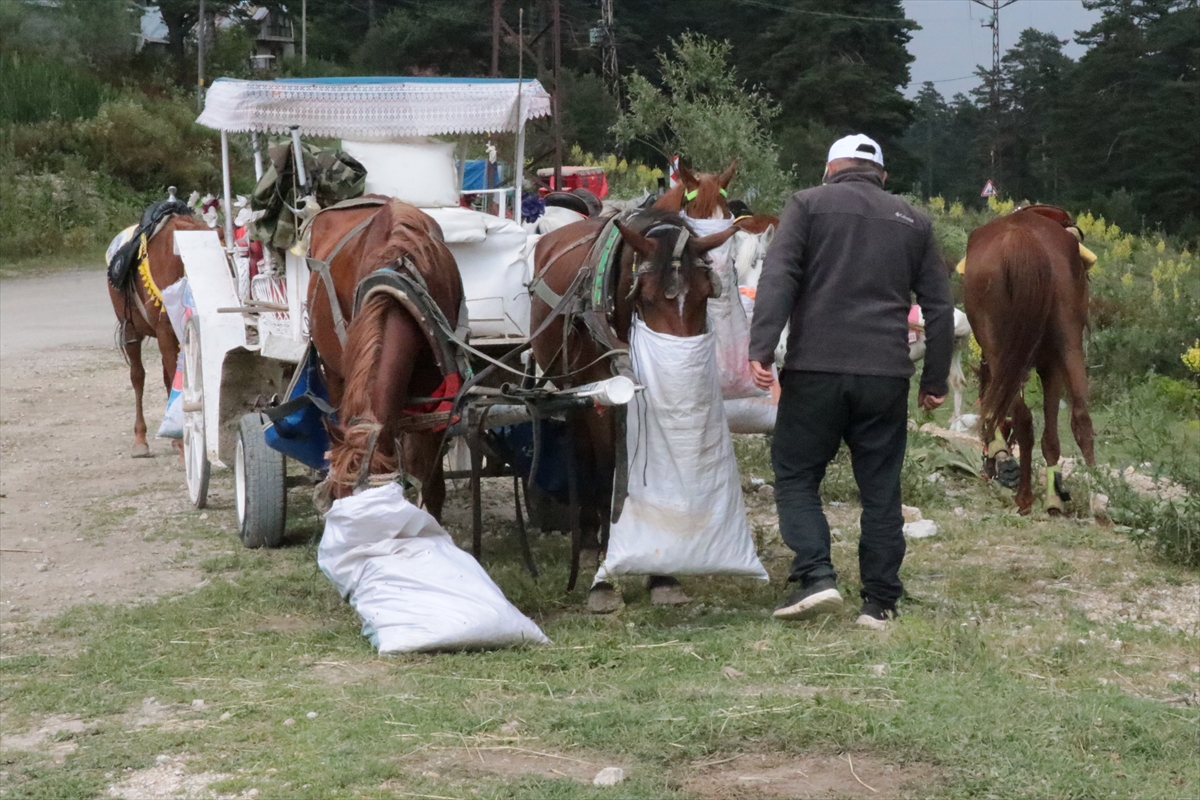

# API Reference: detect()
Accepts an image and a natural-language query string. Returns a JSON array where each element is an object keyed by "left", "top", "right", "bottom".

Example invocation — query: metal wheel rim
[
  {"left": 182, "top": 325, "right": 206, "bottom": 504},
  {"left": 234, "top": 436, "right": 247, "bottom": 527}
]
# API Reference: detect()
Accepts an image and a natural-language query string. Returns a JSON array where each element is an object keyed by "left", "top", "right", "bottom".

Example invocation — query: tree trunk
[{"left": 160, "top": 6, "right": 194, "bottom": 87}]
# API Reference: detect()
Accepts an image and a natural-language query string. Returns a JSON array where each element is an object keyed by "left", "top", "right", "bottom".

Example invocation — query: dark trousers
[{"left": 771, "top": 370, "right": 909, "bottom": 606}]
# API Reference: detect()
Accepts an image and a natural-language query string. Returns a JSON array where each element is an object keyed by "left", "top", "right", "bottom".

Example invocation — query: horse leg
[
  {"left": 1012, "top": 397, "right": 1035, "bottom": 515},
  {"left": 125, "top": 333, "right": 151, "bottom": 458},
  {"left": 404, "top": 430, "right": 446, "bottom": 521},
  {"left": 1040, "top": 365, "right": 1066, "bottom": 515},
  {"left": 1063, "top": 346, "right": 1096, "bottom": 466}
]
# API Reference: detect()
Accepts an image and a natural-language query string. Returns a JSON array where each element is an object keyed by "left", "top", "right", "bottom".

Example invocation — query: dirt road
[{"left": 0, "top": 270, "right": 229, "bottom": 624}]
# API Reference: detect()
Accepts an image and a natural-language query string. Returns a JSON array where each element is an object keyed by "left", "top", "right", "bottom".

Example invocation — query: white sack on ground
[
  {"left": 318, "top": 484, "right": 548, "bottom": 653},
  {"left": 599, "top": 320, "right": 768, "bottom": 580}
]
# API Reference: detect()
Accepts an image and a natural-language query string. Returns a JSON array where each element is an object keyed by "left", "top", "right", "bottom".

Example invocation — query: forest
[{"left": 1, "top": 0, "right": 1198, "bottom": 247}]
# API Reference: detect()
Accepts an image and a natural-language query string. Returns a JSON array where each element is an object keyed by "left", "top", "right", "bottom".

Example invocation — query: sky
[{"left": 901, "top": 0, "right": 1103, "bottom": 97}]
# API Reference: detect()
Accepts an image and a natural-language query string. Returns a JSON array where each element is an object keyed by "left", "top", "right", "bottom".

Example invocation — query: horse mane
[
  {"left": 627, "top": 209, "right": 697, "bottom": 271},
  {"left": 327, "top": 292, "right": 401, "bottom": 491}
]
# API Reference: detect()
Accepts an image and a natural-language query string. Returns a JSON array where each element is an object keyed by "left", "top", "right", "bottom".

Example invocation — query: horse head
[
  {"left": 614, "top": 213, "right": 737, "bottom": 337},
  {"left": 655, "top": 159, "right": 738, "bottom": 220}
]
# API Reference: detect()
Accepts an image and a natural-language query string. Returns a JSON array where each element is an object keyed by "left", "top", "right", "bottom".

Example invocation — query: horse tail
[
  {"left": 978, "top": 226, "right": 1054, "bottom": 433},
  {"left": 327, "top": 294, "right": 401, "bottom": 494}
]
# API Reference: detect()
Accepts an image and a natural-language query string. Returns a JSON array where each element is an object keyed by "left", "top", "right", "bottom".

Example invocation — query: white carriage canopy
[{"left": 197, "top": 76, "right": 552, "bottom": 138}]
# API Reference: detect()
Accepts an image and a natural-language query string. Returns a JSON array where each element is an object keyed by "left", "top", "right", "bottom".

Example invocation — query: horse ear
[
  {"left": 677, "top": 162, "right": 699, "bottom": 190},
  {"left": 693, "top": 227, "right": 738, "bottom": 254},
  {"left": 717, "top": 159, "right": 738, "bottom": 189},
  {"left": 615, "top": 221, "right": 657, "bottom": 259}
]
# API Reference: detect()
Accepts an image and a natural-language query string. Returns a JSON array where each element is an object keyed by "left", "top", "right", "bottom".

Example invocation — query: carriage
[{"left": 179, "top": 76, "right": 634, "bottom": 551}]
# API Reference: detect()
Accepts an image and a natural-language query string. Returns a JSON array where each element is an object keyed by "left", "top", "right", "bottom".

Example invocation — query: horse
[
  {"left": 305, "top": 197, "right": 465, "bottom": 520},
  {"left": 529, "top": 209, "right": 737, "bottom": 610},
  {"left": 963, "top": 206, "right": 1095, "bottom": 515},
  {"left": 107, "top": 210, "right": 211, "bottom": 457},
  {"left": 654, "top": 160, "right": 780, "bottom": 236}
]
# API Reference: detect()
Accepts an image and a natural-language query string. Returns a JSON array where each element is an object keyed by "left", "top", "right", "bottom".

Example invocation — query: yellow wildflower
[
  {"left": 1183, "top": 341, "right": 1200, "bottom": 374},
  {"left": 928, "top": 196, "right": 945, "bottom": 213},
  {"left": 949, "top": 202, "right": 964, "bottom": 217}
]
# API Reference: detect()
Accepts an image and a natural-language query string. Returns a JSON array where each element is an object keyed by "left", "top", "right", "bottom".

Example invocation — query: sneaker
[
  {"left": 856, "top": 599, "right": 898, "bottom": 630},
  {"left": 773, "top": 580, "right": 843, "bottom": 620}
]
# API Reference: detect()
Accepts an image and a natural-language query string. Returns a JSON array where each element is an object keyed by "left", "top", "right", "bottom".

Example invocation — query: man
[{"left": 748, "top": 134, "right": 953, "bottom": 629}]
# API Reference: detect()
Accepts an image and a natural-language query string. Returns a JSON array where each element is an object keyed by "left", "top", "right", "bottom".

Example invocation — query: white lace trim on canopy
[{"left": 197, "top": 78, "right": 552, "bottom": 138}]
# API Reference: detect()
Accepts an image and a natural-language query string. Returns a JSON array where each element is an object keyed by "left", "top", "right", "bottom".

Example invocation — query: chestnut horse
[
  {"left": 963, "top": 206, "right": 1095, "bottom": 515},
  {"left": 306, "top": 198, "right": 465, "bottom": 517},
  {"left": 529, "top": 210, "right": 737, "bottom": 607},
  {"left": 655, "top": 160, "right": 779, "bottom": 234},
  {"left": 108, "top": 213, "right": 211, "bottom": 457}
]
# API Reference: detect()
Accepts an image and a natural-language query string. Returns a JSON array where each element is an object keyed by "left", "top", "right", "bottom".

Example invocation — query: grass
[{"left": 2, "top": 423, "right": 1197, "bottom": 800}]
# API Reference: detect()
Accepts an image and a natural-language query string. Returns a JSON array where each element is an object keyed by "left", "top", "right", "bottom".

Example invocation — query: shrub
[
  {"left": 0, "top": 155, "right": 147, "bottom": 260},
  {"left": 0, "top": 53, "right": 105, "bottom": 124},
  {"left": 76, "top": 95, "right": 222, "bottom": 194}
]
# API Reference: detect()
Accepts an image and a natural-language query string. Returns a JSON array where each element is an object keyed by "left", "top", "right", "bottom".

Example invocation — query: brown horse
[
  {"left": 306, "top": 198, "right": 465, "bottom": 518},
  {"left": 655, "top": 160, "right": 779, "bottom": 234},
  {"left": 529, "top": 210, "right": 737, "bottom": 608},
  {"left": 963, "top": 206, "right": 1095, "bottom": 515},
  {"left": 108, "top": 213, "right": 211, "bottom": 457}
]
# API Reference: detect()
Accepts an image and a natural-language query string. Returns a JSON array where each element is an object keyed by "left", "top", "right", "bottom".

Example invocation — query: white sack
[
  {"left": 725, "top": 396, "right": 777, "bottom": 434},
  {"left": 679, "top": 216, "right": 766, "bottom": 402},
  {"left": 318, "top": 484, "right": 549, "bottom": 653},
  {"left": 599, "top": 320, "right": 768, "bottom": 580}
]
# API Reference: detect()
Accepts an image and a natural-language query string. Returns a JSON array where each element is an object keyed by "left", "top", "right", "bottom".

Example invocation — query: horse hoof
[
  {"left": 131, "top": 442, "right": 152, "bottom": 458},
  {"left": 995, "top": 456, "right": 1020, "bottom": 490},
  {"left": 650, "top": 583, "right": 692, "bottom": 606},
  {"left": 579, "top": 548, "right": 600, "bottom": 570},
  {"left": 587, "top": 583, "right": 622, "bottom": 614}
]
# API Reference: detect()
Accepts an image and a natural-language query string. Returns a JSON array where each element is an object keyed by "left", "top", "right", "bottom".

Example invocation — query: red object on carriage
[{"left": 536, "top": 166, "right": 609, "bottom": 199}]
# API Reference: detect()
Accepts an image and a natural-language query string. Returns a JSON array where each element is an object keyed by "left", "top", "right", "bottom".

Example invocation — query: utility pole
[
  {"left": 196, "top": 0, "right": 206, "bottom": 111},
  {"left": 970, "top": 0, "right": 1017, "bottom": 173},
  {"left": 302, "top": 0, "right": 307, "bottom": 66},
  {"left": 491, "top": 0, "right": 502, "bottom": 76},
  {"left": 970, "top": 0, "right": 1017, "bottom": 111},
  {"left": 552, "top": 0, "right": 563, "bottom": 190},
  {"left": 600, "top": 0, "right": 618, "bottom": 99}
]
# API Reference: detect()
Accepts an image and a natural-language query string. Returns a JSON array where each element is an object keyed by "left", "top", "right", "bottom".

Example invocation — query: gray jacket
[{"left": 748, "top": 168, "right": 954, "bottom": 396}]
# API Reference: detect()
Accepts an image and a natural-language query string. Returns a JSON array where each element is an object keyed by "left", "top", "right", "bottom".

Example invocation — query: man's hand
[
  {"left": 750, "top": 360, "right": 775, "bottom": 391},
  {"left": 918, "top": 389, "right": 945, "bottom": 412}
]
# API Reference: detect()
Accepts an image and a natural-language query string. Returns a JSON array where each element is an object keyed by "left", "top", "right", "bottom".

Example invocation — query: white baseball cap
[{"left": 827, "top": 134, "right": 884, "bottom": 167}]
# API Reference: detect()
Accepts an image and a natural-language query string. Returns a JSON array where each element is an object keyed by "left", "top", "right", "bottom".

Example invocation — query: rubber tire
[
  {"left": 182, "top": 318, "right": 210, "bottom": 508},
  {"left": 235, "top": 412, "right": 286, "bottom": 548}
]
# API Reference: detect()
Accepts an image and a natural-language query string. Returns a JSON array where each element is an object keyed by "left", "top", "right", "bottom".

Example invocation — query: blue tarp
[
  {"left": 462, "top": 160, "right": 504, "bottom": 192},
  {"left": 264, "top": 345, "right": 332, "bottom": 472}
]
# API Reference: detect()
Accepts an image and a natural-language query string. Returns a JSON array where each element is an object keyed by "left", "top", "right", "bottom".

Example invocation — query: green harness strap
[{"left": 590, "top": 220, "right": 624, "bottom": 311}]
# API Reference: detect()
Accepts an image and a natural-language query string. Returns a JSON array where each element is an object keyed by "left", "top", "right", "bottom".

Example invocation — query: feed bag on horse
[
  {"left": 598, "top": 319, "right": 768, "bottom": 580},
  {"left": 318, "top": 484, "right": 549, "bottom": 653}
]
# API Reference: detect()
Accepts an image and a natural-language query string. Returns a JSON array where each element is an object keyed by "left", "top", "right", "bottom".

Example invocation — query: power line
[{"left": 732, "top": 0, "right": 909, "bottom": 24}]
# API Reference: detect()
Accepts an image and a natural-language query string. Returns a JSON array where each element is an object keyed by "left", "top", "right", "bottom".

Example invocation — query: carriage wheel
[
  {"left": 235, "top": 412, "right": 287, "bottom": 549},
  {"left": 181, "top": 318, "right": 211, "bottom": 509}
]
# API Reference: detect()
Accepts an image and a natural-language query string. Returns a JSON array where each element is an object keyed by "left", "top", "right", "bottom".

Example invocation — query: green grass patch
[{"left": 2, "top": 474, "right": 1197, "bottom": 800}]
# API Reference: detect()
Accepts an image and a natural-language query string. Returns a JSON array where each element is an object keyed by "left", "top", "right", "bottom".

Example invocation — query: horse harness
[
  {"left": 525, "top": 211, "right": 719, "bottom": 383},
  {"left": 304, "top": 199, "right": 471, "bottom": 439}
]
